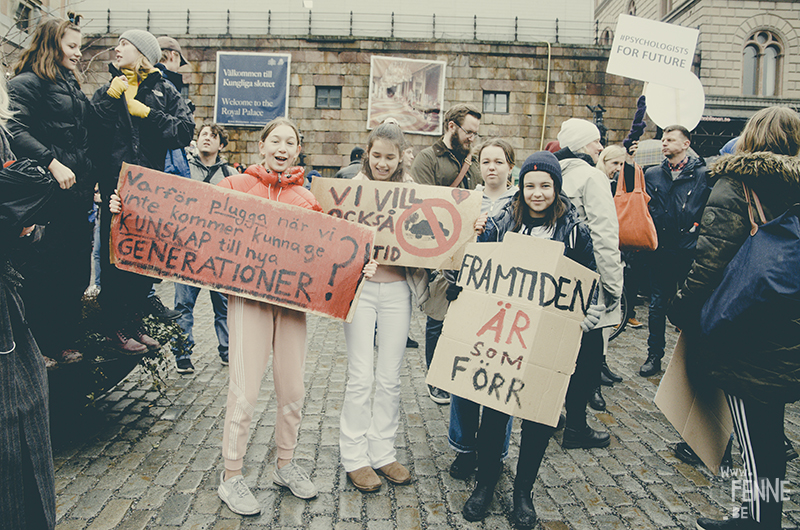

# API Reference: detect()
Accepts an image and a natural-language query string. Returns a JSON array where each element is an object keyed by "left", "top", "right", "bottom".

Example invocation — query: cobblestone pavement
[{"left": 52, "top": 283, "right": 800, "bottom": 529}]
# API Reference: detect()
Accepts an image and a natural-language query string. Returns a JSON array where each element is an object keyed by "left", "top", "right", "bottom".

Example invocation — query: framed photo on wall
[{"left": 367, "top": 56, "right": 446, "bottom": 135}]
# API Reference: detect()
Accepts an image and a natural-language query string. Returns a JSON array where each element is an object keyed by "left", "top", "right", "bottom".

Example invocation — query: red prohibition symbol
[{"left": 396, "top": 199, "right": 462, "bottom": 257}]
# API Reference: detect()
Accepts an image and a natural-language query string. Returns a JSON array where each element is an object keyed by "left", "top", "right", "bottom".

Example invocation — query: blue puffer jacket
[
  {"left": 645, "top": 156, "right": 711, "bottom": 251},
  {"left": 479, "top": 192, "right": 596, "bottom": 272}
]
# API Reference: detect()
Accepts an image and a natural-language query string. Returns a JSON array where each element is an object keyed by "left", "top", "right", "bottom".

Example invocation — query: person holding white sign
[
  {"left": 339, "top": 122, "right": 430, "bottom": 492},
  {"left": 461, "top": 151, "right": 604, "bottom": 528}
]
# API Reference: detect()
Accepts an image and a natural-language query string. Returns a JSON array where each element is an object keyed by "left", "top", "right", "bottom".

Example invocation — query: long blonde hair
[
  {"left": 737, "top": 106, "right": 800, "bottom": 156},
  {"left": 14, "top": 19, "right": 82, "bottom": 83}
]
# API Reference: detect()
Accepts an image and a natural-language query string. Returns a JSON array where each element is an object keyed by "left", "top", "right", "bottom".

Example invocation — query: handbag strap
[
  {"left": 742, "top": 182, "right": 766, "bottom": 236},
  {"left": 450, "top": 158, "right": 471, "bottom": 188},
  {"left": 614, "top": 162, "right": 644, "bottom": 196}
]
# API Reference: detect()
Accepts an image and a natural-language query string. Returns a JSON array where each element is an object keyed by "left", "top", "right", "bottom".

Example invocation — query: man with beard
[{"left": 410, "top": 104, "right": 483, "bottom": 481}]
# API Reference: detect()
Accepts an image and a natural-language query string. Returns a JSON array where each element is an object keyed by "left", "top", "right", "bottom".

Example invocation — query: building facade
[{"left": 596, "top": 0, "right": 800, "bottom": 154}]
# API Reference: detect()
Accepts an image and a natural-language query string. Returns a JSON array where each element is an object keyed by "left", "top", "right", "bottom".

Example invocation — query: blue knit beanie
[
  {"left": 518, "top": 151, "right": 562, "bottom": 193},
  {"left": 119, "top": 29, "right": 161, "bottom": 66}
]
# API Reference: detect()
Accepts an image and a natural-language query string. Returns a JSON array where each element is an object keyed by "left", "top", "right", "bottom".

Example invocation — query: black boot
[
  {"left": 462, "top": 481, "right": 495, "bottom": 521},
  {"left": 589, "top": 386, "right": 606, "bottom": 411},
  {"left": 639, "top": 353, "right": 662, "bottom": 377},
  {"left": 601, "top": 359, "right": 622, "bottom": 383},
  {"left": 562, "top": 425, "right": 611, "bottom": 449},
  {"left": 449, "top": 451, "right": 477, "bottom": 480},
  {"left": 512, "top": 486, "right": 537, "bottom": 529},
  {"left": 600, "top": 369, "right": 615, "bottom": 387}
]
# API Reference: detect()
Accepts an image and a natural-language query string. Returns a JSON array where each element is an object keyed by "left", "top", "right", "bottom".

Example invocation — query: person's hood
[
  {"left": 710, "top": 151, "right": 800, "bottom": 196},
  {"left": 554, "top": 146, "right": 595, "bottom": 167}
]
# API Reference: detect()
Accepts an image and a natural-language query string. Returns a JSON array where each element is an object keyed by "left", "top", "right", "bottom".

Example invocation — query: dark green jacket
[
  {"left": 410, "top": 137, "right": 483, "bottom": 189},
  {"left": 669, "top": 151, "right": 800, "bottom": 404}
]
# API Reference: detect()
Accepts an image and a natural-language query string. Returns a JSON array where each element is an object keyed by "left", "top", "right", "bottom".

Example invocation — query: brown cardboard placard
[
  {"left": 426, "top": 232, "right": 599, "bottom": 426},
  {"left": 111, "top": 164, "right": 376, "bottom": 322},
  {"left": 654, "top": 332, "right": 734, "bottom": 475},
  {"left": 311, "top": 177, "right": 482, "bottom": 270}
]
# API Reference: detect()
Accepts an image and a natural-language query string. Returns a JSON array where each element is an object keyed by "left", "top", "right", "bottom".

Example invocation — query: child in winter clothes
[
  {"left": 463, "top": 151, "right": 604, "bottom": 529},
  {"left": 216, "top": 118, "right": 322, "bottom": 514}
]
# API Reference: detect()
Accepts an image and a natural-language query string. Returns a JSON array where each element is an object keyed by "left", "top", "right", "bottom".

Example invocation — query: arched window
[
  {"left": 627, "top": 0, "right": 636, "bottom": 16},
  {"left": 743, "top": 31, "right": 783, "bottom": 96},
  {"left": 600, "top": 28, "right": 613, "bottom": 45}
]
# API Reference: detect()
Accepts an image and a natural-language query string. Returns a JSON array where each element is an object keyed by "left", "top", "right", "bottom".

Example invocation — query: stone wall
[{"left": 80, "top": 35, "right": 645, "bottom": 174}]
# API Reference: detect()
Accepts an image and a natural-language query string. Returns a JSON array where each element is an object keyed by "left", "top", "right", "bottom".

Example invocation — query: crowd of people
[{"left": 1, "top": 15, "right": 799, "bottom": 530}]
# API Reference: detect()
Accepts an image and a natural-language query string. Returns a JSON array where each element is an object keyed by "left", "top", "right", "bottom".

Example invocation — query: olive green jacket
[
  {"left": 409, "top": 138, "right": 483, "bottom": 189},
  {"left": 670, "top": 151, "right": 800, "bottom": 404}
]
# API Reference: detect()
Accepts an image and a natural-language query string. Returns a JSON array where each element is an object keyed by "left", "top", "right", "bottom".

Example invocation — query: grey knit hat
[{"left": 119, "top": 29, "right": 161, "bottom": 66}]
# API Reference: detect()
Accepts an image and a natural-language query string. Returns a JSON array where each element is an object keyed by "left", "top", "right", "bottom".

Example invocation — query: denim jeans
[
  {"left": 424, "top": 316, "right": 443, "bottom": 369},
  {"left": 173, "top": 283, "right": 229, "bottom": 359},
  {"left": 449, "top": 395, "right": 512, "bottom": 458},
  {"left": 341, "top": 281, "right": 411, "bottom": 471},
  {"left": 647, "top": 249, "right": 694, "bottom": 359}
]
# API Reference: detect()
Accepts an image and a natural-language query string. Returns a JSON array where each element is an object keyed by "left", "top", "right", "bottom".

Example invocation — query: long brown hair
[
  {"left": 737, "top": 106, "right": 800, "bottom": 157},
  {"left": 512, "top": 171, "right": 567, "bottom": 230},
  {"left": 14, "top": 19, "right": 81, "bottom": 83},
  {"left": 361, "top": 122, "right": 406, "bottom": 182}
]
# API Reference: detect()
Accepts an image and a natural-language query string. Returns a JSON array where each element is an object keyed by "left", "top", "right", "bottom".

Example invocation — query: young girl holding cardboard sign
[
  {"left": 340, "top": 122, "right": 424, "bottom": 492},
  {"left": 462, "top": 151, "right": 604, "bottom": 529}
]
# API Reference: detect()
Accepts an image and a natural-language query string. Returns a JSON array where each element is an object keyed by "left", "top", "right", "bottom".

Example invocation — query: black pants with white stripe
[{"left": 726, "top": 393, "right": 785, "bottom": 528}]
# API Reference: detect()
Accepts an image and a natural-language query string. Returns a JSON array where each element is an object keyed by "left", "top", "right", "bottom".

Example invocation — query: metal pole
[
  {"left": 595, "top": 20, "right": 599, "bottom": 44},
  {"left": 432, "top": 14, "right": 435, "bottom": 38},
  {"left": 268, "top": 10, "right": 271, "bottom": 35},
  {"left": 555, "top": 18, "right": 559, "bottom": 43},
  {"left": 391, "top": 12, "right": 394, "bottom": 38},
  {"left": 514, "top": 16, "right": 518, "bottom": 41},
  {"left": 227, "top": 9, "right": 231, "bottom": 35},
  {"left": 107, "top": 9, "right": 110, "bottom": 34},
  {"left": 349, "top": 11, "right": 353, "bottom": 37},
  {"left": 308, "top": 10, "right": 312, "bottom": 35},
  {"left": 474, "top": 15, "right": 477, "bottom": 40},
  {"left": 186, "top": 9, "right": 190, "bottom": 34},
  {"left": 146, "top": 9, "right": 150, "bottom": 32}
]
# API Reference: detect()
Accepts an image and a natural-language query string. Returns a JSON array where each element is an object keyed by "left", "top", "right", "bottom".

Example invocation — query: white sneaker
[
  {"left": 273, "top": 461, "right": 318, "bottom": 499},
  {"left": 218, "top": 471, "right": 260, "bottom": 515}
]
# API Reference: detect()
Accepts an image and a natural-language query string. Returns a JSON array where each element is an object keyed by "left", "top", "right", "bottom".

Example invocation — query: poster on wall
[
  {"left": 367, "top": 56, "right": 446, "bottom": 136},
  {"left": 214, "top": 52, "right": 291, "bottom": 127}
]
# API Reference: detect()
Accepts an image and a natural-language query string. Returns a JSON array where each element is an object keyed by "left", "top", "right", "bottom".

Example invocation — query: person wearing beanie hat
[
  {"left": 554, "top": 118, "right": 624, "bottom": 425},
  {"left": 118, "top": 29, "right": 161, "bottom": 66},
  {"left": 458, "top": 151, "right": 603, "bottom": 529},
  {"left": 557, "top": 118, "right": 602, "bottom": 159},
  {"left": 90, "top": 29, "right": 194, "bottom": 354}
]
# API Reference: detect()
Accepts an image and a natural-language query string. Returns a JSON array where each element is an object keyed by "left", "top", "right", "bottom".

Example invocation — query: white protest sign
[
  {"left": 645, "top": 69, "right": 706, "bottom": 130},
  {"left": 426, "top": 233, "right": 599, "bottom": 427},
  {"left": 607, "top": 14, "right": 699, "bottom": 89}
]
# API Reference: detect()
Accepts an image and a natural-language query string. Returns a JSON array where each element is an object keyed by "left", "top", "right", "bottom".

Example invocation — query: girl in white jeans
[{"left": 340, "top": 122, "right": 416, "bottom": 492}]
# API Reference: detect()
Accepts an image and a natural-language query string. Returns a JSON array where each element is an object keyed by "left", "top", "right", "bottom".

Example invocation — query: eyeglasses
[{"left": 455, "top": 122, "right": 479, "bottom": 139}]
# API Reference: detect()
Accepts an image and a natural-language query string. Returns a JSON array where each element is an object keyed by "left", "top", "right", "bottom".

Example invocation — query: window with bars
[
  {"left": 316, "top": 86, "right": 342, "bottom": 109},
  {"left": 483, "top": 91, "right": 509, "bottom": 114}
]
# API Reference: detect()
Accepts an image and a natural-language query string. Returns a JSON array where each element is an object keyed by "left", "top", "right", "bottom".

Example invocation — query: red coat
[{"left": 218, "top": 164, "right": 322, "bottom": 212}]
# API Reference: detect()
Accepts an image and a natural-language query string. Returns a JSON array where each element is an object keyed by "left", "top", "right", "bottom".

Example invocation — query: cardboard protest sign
[
  {"left": 607, "top": 14, "right": 699, "bottom": 89},
  {"left": 426, "top": 233, "right": 599, "bottom": 426},
  {"left": 110, "top": 164, "right": 375, "bottom": 322},
  {"left": 655, "top": 332, "right": 734, "bottom": 475},
  {"left": 311, "top": 177, "right": 482, "bottom": 269}
]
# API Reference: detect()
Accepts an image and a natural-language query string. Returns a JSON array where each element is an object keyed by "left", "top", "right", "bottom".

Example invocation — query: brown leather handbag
[{"left": 614, "top": 163, "right": 658, "bottom": 251}]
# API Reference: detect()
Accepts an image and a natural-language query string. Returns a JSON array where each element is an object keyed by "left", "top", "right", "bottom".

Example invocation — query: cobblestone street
[{"left": 51, "top": 283, "right": 800, "bottom": 529}]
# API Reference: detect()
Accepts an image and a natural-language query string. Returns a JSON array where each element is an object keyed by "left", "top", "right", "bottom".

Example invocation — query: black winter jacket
[
  {"left": 479, "top": 193, "right": 596, "bottom": 272},
  {"left": 669, "top": 152, "right": 800, "bottom": 404},
  {"left": 7, "top": 68, "right": 94, "bottom": 209},
  {"left": 645, "top": 156, "right": 711, "bottom": 251},
  {"left": 91, "top": 64, "right": 194, "bottom": 198}
]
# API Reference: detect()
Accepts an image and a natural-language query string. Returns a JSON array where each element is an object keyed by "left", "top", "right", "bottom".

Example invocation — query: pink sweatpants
[{"left": 222, "top": 295, "right": 307, "bottom": 470}]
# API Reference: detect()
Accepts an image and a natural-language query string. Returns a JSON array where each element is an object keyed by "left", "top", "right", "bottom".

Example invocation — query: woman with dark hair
[
  {"left": 7, "top": 18, "right": 94, "bottom": 367},
  {"left": 670, "top": 106, "right": 800, "bottom": 530}
]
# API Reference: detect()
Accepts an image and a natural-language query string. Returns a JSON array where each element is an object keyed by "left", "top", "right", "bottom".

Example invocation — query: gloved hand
[
  {"left": 107, "top": 76, "right": 127, "bottom": 99},
  {"left": 445, "top": 283, "right": 463, "bottom": 302},
  {"left": 580, "top": 304, "right": 605, "bottom": 332},
  {"left": 127, "top": 99, "right": 151, "bottom": 118}
]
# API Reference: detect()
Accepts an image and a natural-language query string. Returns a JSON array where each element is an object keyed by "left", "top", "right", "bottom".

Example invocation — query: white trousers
[{"left": 340, "top": 280, "right": 411, "bottom": 472}]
